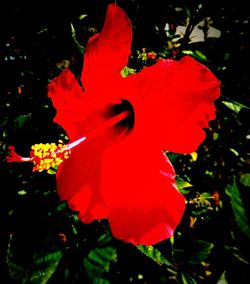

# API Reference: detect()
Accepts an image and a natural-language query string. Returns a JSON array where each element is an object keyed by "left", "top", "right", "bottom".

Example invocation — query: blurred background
[{"left": 0, "top": 0, "right": 250, "bottom": 283}]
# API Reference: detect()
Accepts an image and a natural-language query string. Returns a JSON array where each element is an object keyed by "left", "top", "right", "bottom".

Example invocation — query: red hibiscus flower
[{"left": 6, "top": 4, "right": 220, "bottom": 245}]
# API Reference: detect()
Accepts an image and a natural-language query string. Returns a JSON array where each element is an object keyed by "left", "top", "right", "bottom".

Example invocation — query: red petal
[
  {"left": 48, "top": 69, "right": 116, "bottom": 141},
  {"left": 56, "top": 126, "right": 127, "bottom": 223},
  {"left": 101, "top": 133, "right": 186, "bottom": 245},
  {"left": 128, "top": 56, "right": 220, "bottom": 153},
  {"left": 48, "top": 69, "right": 85, "bottom": 140},
  {"left": 81, "top": 4, "right": 132, "bottom": 95},
  {"left": 48, "top": 4, "right": 133, "bottom": 140}
]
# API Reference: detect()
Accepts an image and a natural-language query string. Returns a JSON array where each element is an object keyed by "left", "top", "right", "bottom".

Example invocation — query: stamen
[
  {"left": 5, "top": 110, "right": 130, "bottom": 172},
  {"left": 30, "top": 142, "right": 71, "bottom": 172}
]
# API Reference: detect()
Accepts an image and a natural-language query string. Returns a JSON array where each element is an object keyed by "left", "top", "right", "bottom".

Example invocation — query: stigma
[
  {"left": 5, "top": 109, "right": 130, "bottom": 173},
  {"left": 6, "top": 142, "right": 71, "bottom": 172}
]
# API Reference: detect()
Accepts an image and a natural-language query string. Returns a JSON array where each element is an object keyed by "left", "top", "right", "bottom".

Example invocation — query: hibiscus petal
[
  {"left": 81, "top": 4, "right": 132, "bottom": 94},
  {"left": 48, "top": 69, "right": 86, "bottom": 139},
  {"left": 48, "top": 68, "right": 118, "bottom": 141},
  {"left": 101, "top": 133, "right": 186, "bottom": 245},
  {"left": 56, "top": 127, "right": 128, "bottom": 223},
  {"left": 127, "top": 56, "right": 220, "bottom": 153}
]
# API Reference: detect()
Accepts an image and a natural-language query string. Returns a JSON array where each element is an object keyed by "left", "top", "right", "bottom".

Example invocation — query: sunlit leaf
[
  {"left": 47, "top": 167, "right": 57, "bottom": 175},
  {"left": 17, "top": 189, "right": 27, "bottom": 195},
  {"left": 213, "top": 132, "right": 219, "bottom": 140},
  {"left": 71, "top": 23, "right": 85, "bottom": 54},
  {"left": 137, "top": 245, "right": 177, "bottom": 275},
  {"left": 176, "top": 177, "right": 193, "bottom": 189},
  {"left": 217, "top": 271, "right": 228, "bottom": 284},
  {"left": 222, "top": 100, "right": 250, "bottom": 113},
  {"left": 225, "top": 178, "right": 250, "bottom": 238},
  {"left": 193, "top": 50, "right": 208, "bottom": 61},
  {"left": 78, "top": 14, "right": 88, "bottom": 20},
  {"left": 229, "top": 148, "right": 239, "bottom": 156},
  {"left": 182, "top": 50, "right": 208, "bottom": 62},
  {"left": 240, "top": 173, "right": 250, "bottom": 187},
  {"left": 176, "top": 177, "right": 193, "bottom": 194},
  {"left": 121, "top": 66, "right": 136, "bottom": 77}
]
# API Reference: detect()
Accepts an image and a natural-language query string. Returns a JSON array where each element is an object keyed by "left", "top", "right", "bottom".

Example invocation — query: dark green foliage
[
  {"left": 1, "top": 0, "right": 250, "bottom": 283},
  {"left": 225, "top": 178, "right": 250, "bottom": 239}
]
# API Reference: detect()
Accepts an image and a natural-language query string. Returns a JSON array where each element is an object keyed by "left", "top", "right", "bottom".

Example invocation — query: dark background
[{"left": 1, "top": 0, "right": 250, "bottom": 283}]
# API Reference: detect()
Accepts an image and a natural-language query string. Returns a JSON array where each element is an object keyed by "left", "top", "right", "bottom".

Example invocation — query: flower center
[
  {"left": 5, "top": 109, "right": 131, "bottom": 173},
  {"left": 113, "top": 99, "right": 135, "bottom": 130}
]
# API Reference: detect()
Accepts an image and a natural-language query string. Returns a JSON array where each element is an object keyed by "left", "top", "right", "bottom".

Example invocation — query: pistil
[{"left": 5, "top": 109, "right": 130, "bottom": 172}]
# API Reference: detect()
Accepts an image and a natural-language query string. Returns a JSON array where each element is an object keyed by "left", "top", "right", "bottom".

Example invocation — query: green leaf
[
  {"left": 166, "top": 152, "right": 181, "bottom": 163},
  {"left": 7, "top": 259, "right": 25, "bottom": 282},
  {"left": 240, "top": 173, "right": 250, "bottom": 187},
  {"left": 7, "top": 246, "right": 63, "bottom": 284},
  {"left": 191, "top": 207, "right": 210, "bottom": 216},
  {"left": 78, "top": 14, "right": 88, "bottom": 20},
  {"left": 225, "top": 178, "right": 250, "bottom": 238},
  {"left": 47, "top": 167, "right": 57, "bottom": 175},
  {"left": 137, "top": 245, "right": 177, "bottom": 275},
  {"left": 84, "top": 232, "right": 117, "bottom": 282},
  {"left": 224, "top": 246, "right": 250, "bottom": 265},
  {"left": 71, "top": 23, "right": 85, "bottom": 54},
  {"left": 182, "top": 50, "right": 208, "bottom": 62},
  {"left": 195, "top": 50, "right": 207, "bottom": 60},
  {"left": 187, "top": 240, "right": 214, "bottom": 265},
  {"left": 93, "top": 279, "right": 110, "bottom": 284},
  {"left": 222, "top": 100, "right": 250, "bottom": 113},
  {"left": 7, "top": 232, "right": 63, "bottom": 284},
  {"left": 229, "top": 148, "right": 239, "bottom": 157},
  {"left": 84, "top": 246, "right": 117, "bottom": 281},
  {"left": 13, "top": 113, "right": 31, "bottom": 130},
  {"left": 96, "top": 231, "right": 113, "bottom": 247},
  {"left": 121, "top": 66, "right": 136, "bottom": 77},
  {"left": 26, "top": 251, "right": 63, "bottom": 284},
  {"left": 179, "top": 272, "right": 197, "bottom": 284},
  {"left": 217, "top": 271, "right": 228, "bottom": 284},
  {"left": 176, "top": 177, "right": 193, "bottom": 190}
]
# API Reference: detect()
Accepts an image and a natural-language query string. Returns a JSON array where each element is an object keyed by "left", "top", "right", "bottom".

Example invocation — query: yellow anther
[{"left": 30, "top": 141, "right": 71, "bottom": 172}]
